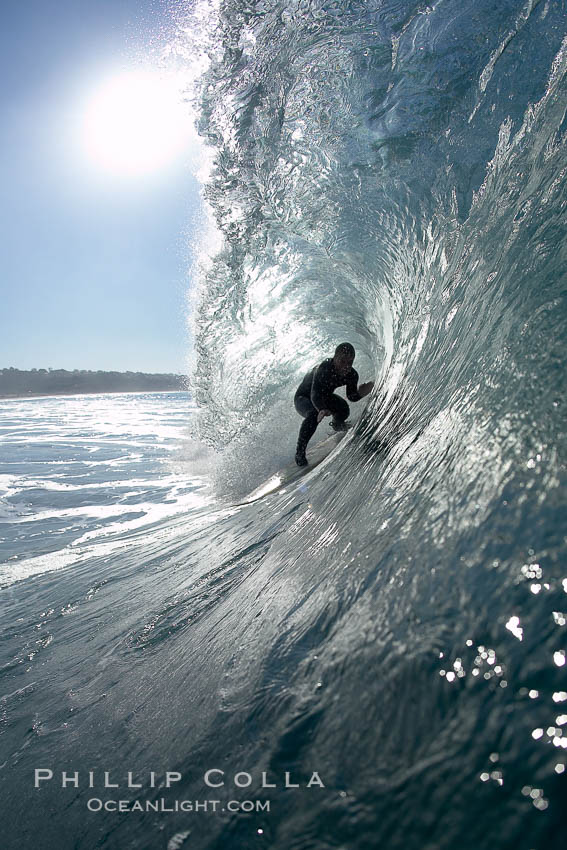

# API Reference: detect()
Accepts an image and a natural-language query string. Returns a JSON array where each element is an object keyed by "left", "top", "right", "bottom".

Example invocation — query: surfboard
[{"left": 241, "top": 429, "right": 348, "bottom": 504}]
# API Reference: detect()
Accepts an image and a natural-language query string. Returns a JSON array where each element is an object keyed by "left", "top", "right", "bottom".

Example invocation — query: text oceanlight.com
[{"left": 86, "top": 798, "right": 270, "bottom": 813}]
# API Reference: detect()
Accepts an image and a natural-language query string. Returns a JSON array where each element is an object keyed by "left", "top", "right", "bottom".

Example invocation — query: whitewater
[{"left": 2, "top": 0, "right": 567, "bottom": 848}]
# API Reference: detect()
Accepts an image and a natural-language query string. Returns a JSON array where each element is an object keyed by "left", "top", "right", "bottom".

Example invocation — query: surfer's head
[{"left": 333, "top": 342, "right": 355, "bottom": 375}]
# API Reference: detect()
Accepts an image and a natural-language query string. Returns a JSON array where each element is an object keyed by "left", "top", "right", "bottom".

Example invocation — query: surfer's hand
[
  {"left": 358, "top": 381, "right": 374, "bottom": 398},
  {"left": 317, "top": 409, "right": 331, "bottom": 423}
]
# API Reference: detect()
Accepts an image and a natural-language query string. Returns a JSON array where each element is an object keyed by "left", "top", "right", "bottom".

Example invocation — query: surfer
[{"left": 294, "top": 342, "right": 374, "bottom": 466}]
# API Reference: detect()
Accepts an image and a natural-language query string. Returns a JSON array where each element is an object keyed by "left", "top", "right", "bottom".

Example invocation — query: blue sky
[{"left": 1, "top": 0, "right": 203, "bottom": 374}]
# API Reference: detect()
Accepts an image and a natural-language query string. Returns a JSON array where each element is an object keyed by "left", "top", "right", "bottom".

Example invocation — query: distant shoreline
[
  {"left": 0, "top": 389, "right": 190, "bottom": 401},
  {"left": 0, "top": 369, "right": 188, "bottom": 400}
]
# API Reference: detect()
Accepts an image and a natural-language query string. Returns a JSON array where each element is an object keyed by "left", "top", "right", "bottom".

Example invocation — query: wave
[
  {"left": 177, "top": 1, "right": 567, "bottom": 846},
  {"left": 187, "top": 0, "right": 566, "bottom": 463},
  {"left": 2, "top": 3, "right": 566, "bottom": 849}
]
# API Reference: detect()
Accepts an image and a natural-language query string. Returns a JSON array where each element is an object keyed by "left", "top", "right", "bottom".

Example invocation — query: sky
[{"left": 1, "top": 0, "right": 205, "bottom": 374}]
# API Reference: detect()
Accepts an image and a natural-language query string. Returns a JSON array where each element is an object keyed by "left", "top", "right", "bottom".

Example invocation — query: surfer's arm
[
  {"left": 345, "top": 369, "right": 362, "bottom": 402},
  {"left": 346, "top": 370, "right": 374, "bottom": 401}
]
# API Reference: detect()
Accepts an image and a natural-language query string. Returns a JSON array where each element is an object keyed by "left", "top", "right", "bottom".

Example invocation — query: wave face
[
  {"left": 190, "top": 0, "right": 566, "bottom": 456},
  {"left": 183, "top": 0, "right": 567, "bottom": 845}
]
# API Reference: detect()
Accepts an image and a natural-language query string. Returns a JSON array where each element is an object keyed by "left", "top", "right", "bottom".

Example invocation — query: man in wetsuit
[{"left": 294, "top": 342, "right": 374, "bottom": 466}]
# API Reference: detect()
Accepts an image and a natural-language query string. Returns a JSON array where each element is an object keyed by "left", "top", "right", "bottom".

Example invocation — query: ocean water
[
  {"left": 0, "top": 393, "right": 211, "bottom": 586},
  {"left": 3, "top": 0, "right": 567, "bottom": 848}
]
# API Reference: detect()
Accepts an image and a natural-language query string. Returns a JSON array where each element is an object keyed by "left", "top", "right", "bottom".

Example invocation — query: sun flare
[{"left": 82, "top": 70, "right": 191, "bottom": 176}]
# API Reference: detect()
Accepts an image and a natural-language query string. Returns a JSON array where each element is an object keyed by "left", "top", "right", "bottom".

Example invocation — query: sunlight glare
[{"left": 82, "top": 70, "right": 191, "bottom": 175}]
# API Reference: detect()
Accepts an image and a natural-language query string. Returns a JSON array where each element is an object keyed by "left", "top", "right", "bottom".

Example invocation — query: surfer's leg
[
  {"left": 327, "top": 394, "right": 350, "bottom": 428},
  {"left": 294, "top": 395, "right": 319, "bottom": 463},
  {"left": 297, "top": 414, "right": 318, "bottom": 449}
]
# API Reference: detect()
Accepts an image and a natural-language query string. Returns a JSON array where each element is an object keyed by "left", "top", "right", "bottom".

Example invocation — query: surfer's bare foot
[{"left": 295, "top": 451, "right": 308, "bottom": 466}]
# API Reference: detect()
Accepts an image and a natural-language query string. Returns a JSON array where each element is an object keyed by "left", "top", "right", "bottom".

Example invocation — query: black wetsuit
[{"left": 294, "top": 358, "right": 361, "bottom": 456}]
